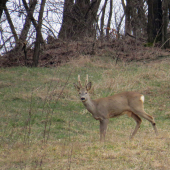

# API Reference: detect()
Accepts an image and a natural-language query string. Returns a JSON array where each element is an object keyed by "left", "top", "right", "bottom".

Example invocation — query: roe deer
[{"left": 74, "top": 75, "right": 158, "bottom": 141}]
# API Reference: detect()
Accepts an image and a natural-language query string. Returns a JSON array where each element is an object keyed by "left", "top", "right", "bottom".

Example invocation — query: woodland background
[{"left": 0, "top": 0, "right": 170, "bottom": 67}]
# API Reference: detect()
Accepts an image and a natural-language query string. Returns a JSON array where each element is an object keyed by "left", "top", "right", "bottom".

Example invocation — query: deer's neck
[{"left": 83, "top": 97, "right": 96, "bottom": 115}]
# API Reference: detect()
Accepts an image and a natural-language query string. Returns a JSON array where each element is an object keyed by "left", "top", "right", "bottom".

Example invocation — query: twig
[
  {"left": 45, "top": 70, "right": 73, "bottom": 143},
  {"left": 67, "top": 143, "right": 73, "bottom": 170},
  {"left": 160, "top": 37, "right": 170, "bottom": 49}
]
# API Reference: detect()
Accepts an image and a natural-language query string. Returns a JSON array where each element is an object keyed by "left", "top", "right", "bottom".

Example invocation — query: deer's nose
[{"left": 81, "top": 97, "right": 85, "bottom": 101}]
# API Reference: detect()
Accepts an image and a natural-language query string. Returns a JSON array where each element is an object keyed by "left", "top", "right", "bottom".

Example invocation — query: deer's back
[{"left": 94, "top": 91, "right": 144, "bottom": 118}]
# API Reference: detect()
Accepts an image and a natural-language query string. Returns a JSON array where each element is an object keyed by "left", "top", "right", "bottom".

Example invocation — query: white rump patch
[{"left": 140, "top": 95, "right": 144, "bottom": 103}]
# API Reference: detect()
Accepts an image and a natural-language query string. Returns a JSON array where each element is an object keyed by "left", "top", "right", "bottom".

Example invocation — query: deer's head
[{"left": 74, "top": 75, "right": 92, "bottom": 102}]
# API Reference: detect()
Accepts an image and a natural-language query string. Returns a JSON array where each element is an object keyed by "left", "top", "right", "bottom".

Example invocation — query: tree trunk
[
  {"left": 58, "top": 0, "right": 101, "bottom": 40},
  {"left": 13, "top": 0, "right": 38, "bottom": 52},
  {"left": 115, "top": 13, "right": 124, "bottom": 39},
  {"left": 0, "top": 0, "right": 8, "bottom": 19},
  {"left": 19, "top": 0, "right": 37, "bottom": 44},
  {"left": 106, "top": 0, "right": 113, "bottom": 39},
  {"left": 32, "top": 0, "right": 46, "bottom": 67},
  {"left": 137, "top": 0, "right": 147, "bottom": 36},
  {"left": 22, "top": 0, "right": 44, "bottom": 44},
  {"left": 58, "top": 0, "right": 74, "bottom": 39},
  {"left": 100, "top": 0, "right": 108, "bottom": 38},
  {"left": 122, "top": 0, "right": 147, "bottom": 37},
  {"left": 124, "top": 0, "right": 131, "bottom": 35},
  {"left": 147, "top": 0, "right": 162, "bottom": 43},
  {"left": 162, "top": 0, "right": 169, "bottom": 48}
]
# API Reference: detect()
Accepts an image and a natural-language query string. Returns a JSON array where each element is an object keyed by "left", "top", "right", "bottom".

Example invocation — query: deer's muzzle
[{"left": 81, "top": 97, "right": 86, "bottom": 101}]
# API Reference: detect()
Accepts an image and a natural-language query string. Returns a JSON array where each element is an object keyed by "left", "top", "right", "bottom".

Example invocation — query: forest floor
[{"left": 0, "top": 36, "right": 170, "bottom": 67}]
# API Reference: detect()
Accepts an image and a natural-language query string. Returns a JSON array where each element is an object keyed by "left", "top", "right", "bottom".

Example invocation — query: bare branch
[{"left": 4, "top": 4, "right": 19, "bottom": 43}]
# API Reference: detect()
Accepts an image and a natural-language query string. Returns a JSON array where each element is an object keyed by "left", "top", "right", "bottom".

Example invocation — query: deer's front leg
[{"left": 100, "top": 119, "right": 109, "bottom": 142}]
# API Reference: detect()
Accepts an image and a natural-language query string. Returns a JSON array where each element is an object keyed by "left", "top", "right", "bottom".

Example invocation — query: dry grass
[
  {"left": 1, "top": 131, "right": 170, "bottom": 170},
  {"left": 1, "top": 56, "right": 170, "bottom": 169}
]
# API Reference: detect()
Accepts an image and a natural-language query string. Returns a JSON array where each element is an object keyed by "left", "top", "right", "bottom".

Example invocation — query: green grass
[{"left": 1, "top": 56, "right": 170, "bottom": 169}]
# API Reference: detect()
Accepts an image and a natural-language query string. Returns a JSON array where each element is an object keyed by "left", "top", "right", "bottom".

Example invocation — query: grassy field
[{"left": 0, "top": 55, "right": 170, "bottom": 169}]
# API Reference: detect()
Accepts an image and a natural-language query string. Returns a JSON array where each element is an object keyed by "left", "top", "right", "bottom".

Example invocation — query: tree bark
[
  {"left": 58, "top": 0, "right": 101, "bottom": 40},
  {"left": 58, "top": 0, "right": 74, "bottom": 39}
]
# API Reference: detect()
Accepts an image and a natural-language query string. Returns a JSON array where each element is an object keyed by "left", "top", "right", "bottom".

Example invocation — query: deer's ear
[
  {"left": 74, "top": 83, "right": 80, "bottom": 91},
  {"left": 86, "top": 82, "right": 92, "bottom": 91}
]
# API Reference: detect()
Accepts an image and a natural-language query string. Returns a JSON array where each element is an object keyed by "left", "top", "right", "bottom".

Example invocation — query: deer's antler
[
  {"left": 85, "top": 74, "right": 88, "bottom": 86},
  {"left": 78, "top": 75, "right": 82, "bottom": 87}
]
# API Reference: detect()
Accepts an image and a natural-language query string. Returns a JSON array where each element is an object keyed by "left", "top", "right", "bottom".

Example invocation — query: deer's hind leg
[
  {"left": 132, "top": 109, "right": 158, "bottom": 136},
  {"left": 130, "top": 112, "right": 142, "bottom": 139}
]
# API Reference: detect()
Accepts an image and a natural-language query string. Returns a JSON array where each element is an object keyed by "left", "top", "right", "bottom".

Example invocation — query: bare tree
[
  {"left": 32, "top": 0, "right": 46, "bottom": 67},
  {"left": 4, "top": 4, "right": 19, "bottom": 43},
  {"left": 17, "top": 0, "right": 38, "bottom": 47},
  {"left": 122, "top": 0, "right": 147, "bottom": 37},
  {"left": 0, "top": 0, "right": 62, "bottom": 66},
  {"left": 22, "top": 0, "right": 44, "bottom": 45}
]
